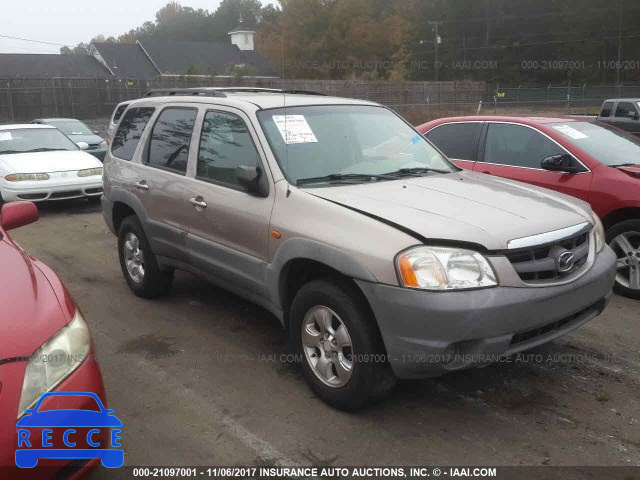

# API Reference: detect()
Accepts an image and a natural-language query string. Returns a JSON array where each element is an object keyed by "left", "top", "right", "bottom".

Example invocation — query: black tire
[
  {"left": 117, "top": 216, "right": 174, "bottom": 298},
  {"left": 606, "top": 219, "right": 640, "bottom": 300},
  {"left": 289, "top": 277, "right": 395, "bottom": 411}
]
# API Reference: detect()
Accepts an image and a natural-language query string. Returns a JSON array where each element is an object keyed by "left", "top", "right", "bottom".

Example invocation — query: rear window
[
  {"left": 111, "top": 107, "right": 155, "bottom": 161},
  {"left": 426, "top": 122, "right": 483, "bottom": 161}
]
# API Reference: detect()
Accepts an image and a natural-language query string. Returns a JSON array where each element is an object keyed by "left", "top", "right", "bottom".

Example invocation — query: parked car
[
  {"left": 596, "top": 99, "right": 640, "bottom": 137},
  {"left": 0, "top": 201, "right": 107, "bottom": 476},
  {"left": 102, "top": 89, "right": 615, "bottom": 410},
  {"left": 31, "top": 119, "right": 108, "bottom": 161},
  {"left": 0, "top": 125, "right": 103, "bottom": 204},
  {"left": 107, "top": 102, "right": 130, "bottom": 141},
  {"left": 417, "top": 116, "right": 640, "bottom": 299}
]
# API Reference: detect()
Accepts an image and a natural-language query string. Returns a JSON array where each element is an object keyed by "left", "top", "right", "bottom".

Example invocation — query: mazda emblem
[{"left": 557, "top": 251, "right": 575, "bottom": 272}]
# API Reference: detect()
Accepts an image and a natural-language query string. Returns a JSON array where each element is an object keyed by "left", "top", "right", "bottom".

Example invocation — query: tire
[
  {"left": 289, "top": 277, "right": 395, "bottom": 411},
  {"left": 87, "top": 195, "right": 101, "bottom": 205},
  {"left": 606, "top": 219, "right": 640, "bottom": 300},
  {"left": 117, "top": 216, "right": 174, "bottom": 298}
]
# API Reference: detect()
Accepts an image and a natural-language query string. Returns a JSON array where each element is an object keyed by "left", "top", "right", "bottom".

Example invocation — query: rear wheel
[
  {"left": 117, "top": 216, "right": 174, "bottom": 298},
  {"left": 290, "top": 277, "right": 395, "bottom": 411},
  {"left": 607, "top": 219, "right": 640, "bottom": 300}
]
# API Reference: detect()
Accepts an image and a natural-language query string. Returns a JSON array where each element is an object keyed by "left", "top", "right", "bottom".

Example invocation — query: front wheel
[
  {"left": 607, "top": 219, "right": 640, "bottom": 300},
  {"left": 290, "top": 277, "right": 395, "bottom": 411},
  {"left": 117, "top": 216, "right": 174, "bottom": 298}
]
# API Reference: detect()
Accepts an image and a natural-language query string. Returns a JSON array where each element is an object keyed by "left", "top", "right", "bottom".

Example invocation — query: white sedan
[{"left": 0, "top": 124, "right": 103, "bottom": 203}]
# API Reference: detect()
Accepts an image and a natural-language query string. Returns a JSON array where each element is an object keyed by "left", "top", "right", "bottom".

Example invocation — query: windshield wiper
[
  {"left": 610, "top": 163, "right": 639, "bottom": 167},
  {"left": 382, "top": 167, "right": 449, "bottom": 177},
  {"left": 297, "top": 173, "right": 392, "bottom": 186},
  {"left": 24, "top": 148, "right": 65, "bottom": 153}
]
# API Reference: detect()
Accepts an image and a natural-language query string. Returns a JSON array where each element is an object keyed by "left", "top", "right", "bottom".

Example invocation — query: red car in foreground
[
  {"left": 417, "top": 116, "right": 640, "bottom": 299},
  {"left": 0, "top": 202, "right": 107, "bottom": 479}
]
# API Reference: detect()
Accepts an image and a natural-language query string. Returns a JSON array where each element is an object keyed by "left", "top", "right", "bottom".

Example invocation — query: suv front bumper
[{"left": 356, "top": 246, "right": 617, "bottom": 378}]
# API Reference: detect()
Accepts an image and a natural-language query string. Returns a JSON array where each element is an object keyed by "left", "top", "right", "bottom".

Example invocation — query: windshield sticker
[
  {"left": 552, "top": 125, "right": 588, "bottom": 140},
  {"left": 273, "top": 115, "right": 318, "bottom": 144},
  {"left": 0, "top": 132, "right": 12, "bottom": 141}
]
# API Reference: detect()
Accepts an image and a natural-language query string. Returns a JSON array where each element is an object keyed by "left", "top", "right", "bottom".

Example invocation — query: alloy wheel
[
  {"left": 301, "top": 306, "right": 354, "bottom": 388},
  {"left": 610, "top": 231, "right": 640, "bottom": 290},
  {"left": 124, "top": 232, "right": 145, "bottom": 283}
]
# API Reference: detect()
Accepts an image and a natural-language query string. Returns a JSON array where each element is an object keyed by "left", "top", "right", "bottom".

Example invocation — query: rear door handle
[
  {"left": 189, "top": 196, "right": 207, "bottom": 209},
  {"left": 482, "top": 171, "right": 493, "bottom": 175},
  {"left": 134, "top": 180, "right": 149, "bottom": 191}
]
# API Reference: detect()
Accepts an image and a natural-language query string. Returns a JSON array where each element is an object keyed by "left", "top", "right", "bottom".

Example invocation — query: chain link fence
[{"left": 1, "top": 77, "right": 639, "bottom": 124}]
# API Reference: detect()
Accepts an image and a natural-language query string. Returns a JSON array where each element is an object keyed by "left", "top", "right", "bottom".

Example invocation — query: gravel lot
[{"left": 10, "top": 200, "right": 640, "bottom": 475}]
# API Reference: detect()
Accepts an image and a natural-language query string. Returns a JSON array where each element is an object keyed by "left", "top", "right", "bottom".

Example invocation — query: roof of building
[
  {"left": 0, "top": 54, "right": 109, "bottom": 78},
  {"left": 137, "top": 40, "right": 274, "bottom": 77},
  {"left": 228, "top": 23, "right": 256, "bottom": 34},
  {"left": 91, "top": 42, "right": 159, "bottom": 78}
]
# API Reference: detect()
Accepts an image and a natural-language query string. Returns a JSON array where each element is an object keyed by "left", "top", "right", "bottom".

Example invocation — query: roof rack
[
  {"left": 144, "top": 87, "right": 328, "bottom": 98},
  {"left": 145, "top": 88, "right": 227, "bottom": 98}
]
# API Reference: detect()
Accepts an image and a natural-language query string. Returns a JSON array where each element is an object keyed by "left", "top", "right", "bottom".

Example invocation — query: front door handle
[
  {"left": 481, "top": 171, "right": 493, "bottom": 175},
  {"left": 189, "top": 196, "right": 207, "bottom": 209},
  {"left": 134, "top": 180, "right": 149, "bottom": 191}
]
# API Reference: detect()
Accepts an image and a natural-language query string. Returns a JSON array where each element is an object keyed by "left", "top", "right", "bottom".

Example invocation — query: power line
[{"left": 0, "top": 34, "right": 74, "bottom": 49}]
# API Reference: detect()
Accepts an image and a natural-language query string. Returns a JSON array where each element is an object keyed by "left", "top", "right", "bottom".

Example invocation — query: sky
[{"left": 0, "top": 0, "right": 277, "bottom": 54}]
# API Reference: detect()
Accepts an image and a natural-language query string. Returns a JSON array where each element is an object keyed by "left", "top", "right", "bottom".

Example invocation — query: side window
[
  {"left": 146, "top": 108, "right": 197, "bottom": 175},
  {"left": 426, "top": 123, "right": 482, "bottom": 161},
  {"left": 111, "top": 107, "right": 155, "bottom": 161},
  {"left": 484, "top": 124, "right": 564, "bottom": 169},
  {"left": 600, "top": 101, "right": 614, "bottom": 118},
  {"left": 196, "top": 111, "right": 261, "bottom": 188},
  {"left": 112, "top": 103, "right": 129, "bottom": 124},
  {"left": 615, "top": 101, "right": 639, "bottom": 118}
]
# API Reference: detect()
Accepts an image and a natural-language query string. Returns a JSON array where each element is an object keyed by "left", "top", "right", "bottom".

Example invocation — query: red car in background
[
  {"left": 417, "top": 116, "right": 640, "bottom": 299},
  {"left": 0, "top": 202, "right": 107, "bottom": 479}
]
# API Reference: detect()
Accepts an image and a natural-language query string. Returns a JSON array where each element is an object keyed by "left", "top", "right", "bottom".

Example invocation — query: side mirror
[
  {"left": 93, "top": 130, "right": 100, "bottom": 135},
  {"left": 541, "top": 154, "right": 581, "bottom": 174},
  {"left": 633, "top": 112, "right": 640, "bottom": 121},
  {"left": 1, "top": 202, "right": 39, "bottom": 231},
  {"left": 236, "top": 166, "right": 269, "bottom": 197},
  {"left": 76, "top": 141, "right": 89, "bottom": 150}
]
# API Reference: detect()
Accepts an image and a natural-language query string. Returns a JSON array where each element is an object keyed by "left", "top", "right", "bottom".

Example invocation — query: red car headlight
[{"left": 18, "top": 309, "right": 91, "bottom": 418}]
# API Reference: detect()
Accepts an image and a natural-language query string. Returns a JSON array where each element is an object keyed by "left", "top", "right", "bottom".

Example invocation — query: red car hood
[{"left": 0, "top": 238, "right": 71, "bottom": 360}]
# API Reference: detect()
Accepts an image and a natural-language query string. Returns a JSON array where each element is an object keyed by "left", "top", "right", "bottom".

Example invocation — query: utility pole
[
  {"left": 616, "top": 0, "right": 623, "bottom": 85},
  {"left": 428, "top": 21, "right": 443, "bottom": 82}
]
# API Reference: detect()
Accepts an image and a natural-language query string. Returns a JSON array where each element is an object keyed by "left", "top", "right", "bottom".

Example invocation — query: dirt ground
[{"left": 9, "top": 200, "right": 639, "bottom": 476}]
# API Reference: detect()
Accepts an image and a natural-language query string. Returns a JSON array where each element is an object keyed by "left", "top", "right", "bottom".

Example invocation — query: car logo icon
[
  {"left": 15, "top": 391, "right": 124, "bottom": 468},
  {"left": 557, "top": 251, "right": 575, "bottom": 273}
]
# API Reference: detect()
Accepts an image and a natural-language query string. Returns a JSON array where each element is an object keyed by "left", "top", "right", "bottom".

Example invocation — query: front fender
[{"left": 265, "top": 237, "right": 379, "bottom": 314}]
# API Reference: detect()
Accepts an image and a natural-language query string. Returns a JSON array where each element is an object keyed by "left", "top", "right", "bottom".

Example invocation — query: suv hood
[
  {"left": 0, "top": 239, "right": 69, "bottom": 360},
  {"left": 306, "top": 170, "right": 593, "bottom": 251}
]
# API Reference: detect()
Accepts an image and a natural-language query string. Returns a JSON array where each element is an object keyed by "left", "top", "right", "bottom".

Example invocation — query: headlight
[
  {"left": 77, "top": 167, "right": 103, "bottom": 177},
  {"left": 5, "top": 173, "right": 50, "bottom": 181},
  {"left": 592, "top": 214, "right": 605, "bottom": 253},
  {"left": 98, "top": 140, "right": 108, "bottom": 150},
  {"left": 397, "top": 246, "right": 498, "bottom": 290},
  {"left": 18, "top": 309, "right": 91, "bottom": 417}
]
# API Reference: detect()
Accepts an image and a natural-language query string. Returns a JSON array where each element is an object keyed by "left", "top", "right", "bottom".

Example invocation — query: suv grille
[{"left": 506, "top": 231, "right": 590, "bottom": 283}]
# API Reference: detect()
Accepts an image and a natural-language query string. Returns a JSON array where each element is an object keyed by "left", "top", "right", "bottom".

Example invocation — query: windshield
[
  {"left": 257, "top": 105, "right": 456, "bottom": 185},
  {"left": 549, "top": 121, "right": 640, "bottom": 166},
  {"left": 46, "top": 120, "right": 93, "bottom": 136},
  {"left": 0, "top": 128, "right": 79, "bottom": 154}
]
